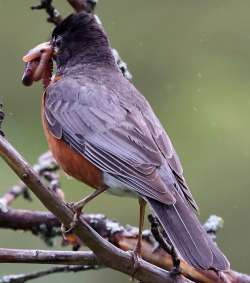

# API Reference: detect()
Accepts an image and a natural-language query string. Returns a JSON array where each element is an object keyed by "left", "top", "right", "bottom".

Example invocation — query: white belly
[{"left": 103, "top": 173, "right": 138, "bottom": 198}]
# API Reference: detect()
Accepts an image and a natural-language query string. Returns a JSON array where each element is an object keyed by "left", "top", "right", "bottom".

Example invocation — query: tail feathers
[
  {"left": 207, "top": 235, "right": 230, "bottom": 271},
  {"left": 146, "top": 195, "right": 230, "bottom": 270}
]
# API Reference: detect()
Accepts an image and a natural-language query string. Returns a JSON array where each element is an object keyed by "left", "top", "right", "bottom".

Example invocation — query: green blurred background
[{"left": 0, "top": 0, "right": 250, "bottom": 281}]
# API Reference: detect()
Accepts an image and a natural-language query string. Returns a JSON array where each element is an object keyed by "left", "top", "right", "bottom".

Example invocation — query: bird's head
[
  {"left": 51, "top": 12, "right": 113, "bottom": 69},
  {"left": 22, "top": 12, "right": 114, "bottom": 86}
]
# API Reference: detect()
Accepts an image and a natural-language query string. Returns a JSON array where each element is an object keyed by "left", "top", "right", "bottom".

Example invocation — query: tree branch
[
  {"left": 0, "top": 265, "right": 100, "bottom": 283},
  {"left": 0, "top": 103, "right": 4, "bottom": 137},
  {"left": 31, "top": 0, "right": 62, "bottom": 25},
  {"left": 0, "top": 151, "right": 64, "bottom": 213},
  {"left": 0, "top": 249, "right": 98, "bottom": 266},
  {"left": 0, "top": 184, "right": 31, "bottom": 213},
  {"left": 31, "top": 0, "right": 97, "bottom": 24},
  {"left": 0, "top": 207, "right": 226, "bottom": 280},
  {"left": 0, "top": 135, "right": 187, "bottom": 283},
  {"left": 1, "top": 208, "right": 250, "bottom": 283}
]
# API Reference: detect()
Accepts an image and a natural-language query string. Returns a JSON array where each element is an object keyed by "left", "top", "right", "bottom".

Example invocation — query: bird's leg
[
  {"left": 61, "top": 186, "right": 107, "bottom": 234},
  {"left": 73, "top": 186, "right": 108, "bottom": 213},
  {"left": 131, "top": 198, "right": 146, "bottom": 276},
  {"left": 70, "top": 186, "right": 107, "bottom": 224},
  {"left": 135, "top": 198, "right": 146, "bottom": 257}
]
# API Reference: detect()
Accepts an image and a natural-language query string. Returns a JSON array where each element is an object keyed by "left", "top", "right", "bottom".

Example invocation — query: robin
[{"left": 22, "top": 11, "right": 229, "bottom": 271}]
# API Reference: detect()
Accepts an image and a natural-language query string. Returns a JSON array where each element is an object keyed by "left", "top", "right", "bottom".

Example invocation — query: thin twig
[
  {"left": 112, "top": 49, "right": 133, "bottom": 81},
  {"left": 0, "top": 265, "right": 100, "bottom": 283},
  {"left": 31, "top": 0, "right": 62, "bottom": 25},
  {"left": 0, "top": 249, "right": 98, "bottom": 266},
  {"left": 0, "top": 184, "right": 31, "bottom": 213},
  {"left": 0, "top": 102, "right": 4, "bottom": 137},
  {"left": 30, "top": 0, "right": 98, "bottom": 27},
  {"left": 203, "top": 215, "right": 224, "bottom": 241},
  {"left": 0, "top": 151, "right": 64, "bottom": 214}
]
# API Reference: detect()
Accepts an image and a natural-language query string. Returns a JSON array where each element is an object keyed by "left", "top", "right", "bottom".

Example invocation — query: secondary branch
[{"left": 0, "top": 135, "right": 186, "bottom": 283}]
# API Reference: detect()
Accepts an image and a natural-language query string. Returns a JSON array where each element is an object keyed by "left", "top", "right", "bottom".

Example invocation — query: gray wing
[
  {"left": 45, "top": 77, "right": 196, "bottom": 208},
  {"left": 141, "top": 103, "right": 198, "bottom": 210}
]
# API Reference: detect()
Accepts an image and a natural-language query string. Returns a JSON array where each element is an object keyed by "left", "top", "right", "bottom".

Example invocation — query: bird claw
[
  {"left": 61, "top": 202, "right": 83, "bottom": 236},
  {"left": 129, "top": 248, "right": 141, "bottom": 280},
  {"left": 65, "top": 201, "right": 76, "bottom": 210},
  {"left": 61, "top": 223, "right": 70, "bottom": 236},
  {"left": 61, "top": 222, "right": 75, "bottom": 235},
  {"left": 66, "top": 201, "right": 84, "bottom": 214}
]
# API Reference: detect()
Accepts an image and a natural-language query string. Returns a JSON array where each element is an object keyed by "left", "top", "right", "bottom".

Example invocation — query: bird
[{"left": 22, "top": 11, "right": 230, "bottom": 271}]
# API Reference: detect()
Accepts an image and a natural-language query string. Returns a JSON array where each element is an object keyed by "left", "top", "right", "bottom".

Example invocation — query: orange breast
[{"left": 41, "top": 94, "right": 103, "bottom": 190}]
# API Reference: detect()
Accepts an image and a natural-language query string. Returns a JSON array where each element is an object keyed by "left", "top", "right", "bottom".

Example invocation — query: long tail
[{"left": 146, "top": 194, "right": 230, "bottom": 270}]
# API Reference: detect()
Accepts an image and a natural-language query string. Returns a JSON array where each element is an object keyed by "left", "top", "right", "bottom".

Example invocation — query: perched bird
[{"left": 22, "top": 11, "right": 229, "bottom": 271}]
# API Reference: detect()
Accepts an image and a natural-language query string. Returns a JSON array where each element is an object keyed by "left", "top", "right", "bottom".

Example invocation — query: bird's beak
[
  {"left": 22, "top": 42, "right": 53, "bottom": 63},
  {"left": 22, "top": 42, "right": 54, "bottom": 86}
]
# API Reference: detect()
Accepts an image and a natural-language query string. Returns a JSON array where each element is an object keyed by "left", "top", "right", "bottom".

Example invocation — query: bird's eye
[{"left": 53, "top": 37, "right": 63, "bottom": 49}]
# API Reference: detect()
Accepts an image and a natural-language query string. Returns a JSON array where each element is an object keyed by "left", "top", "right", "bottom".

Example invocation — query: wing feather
[{"left": 45, "top": 78, "right": 195, "bottom": 207}]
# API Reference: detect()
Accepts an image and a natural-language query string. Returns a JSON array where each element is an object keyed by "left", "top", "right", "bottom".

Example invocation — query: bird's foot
[
  {"left": 129, "top": 246, "right": 141, "bottom": 280},
  {"left": 61, "top": 202, "right": 83, "bottom": 235}
]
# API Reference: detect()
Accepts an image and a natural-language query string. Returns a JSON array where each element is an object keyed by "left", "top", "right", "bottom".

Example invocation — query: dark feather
[{"left": 146, "top": 193, "right": 229, "bottom": 270}]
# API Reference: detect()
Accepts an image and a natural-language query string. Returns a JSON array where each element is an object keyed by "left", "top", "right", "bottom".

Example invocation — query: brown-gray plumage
[{"left": 45, "top": 12, "right": 229, "bottom": 270}]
